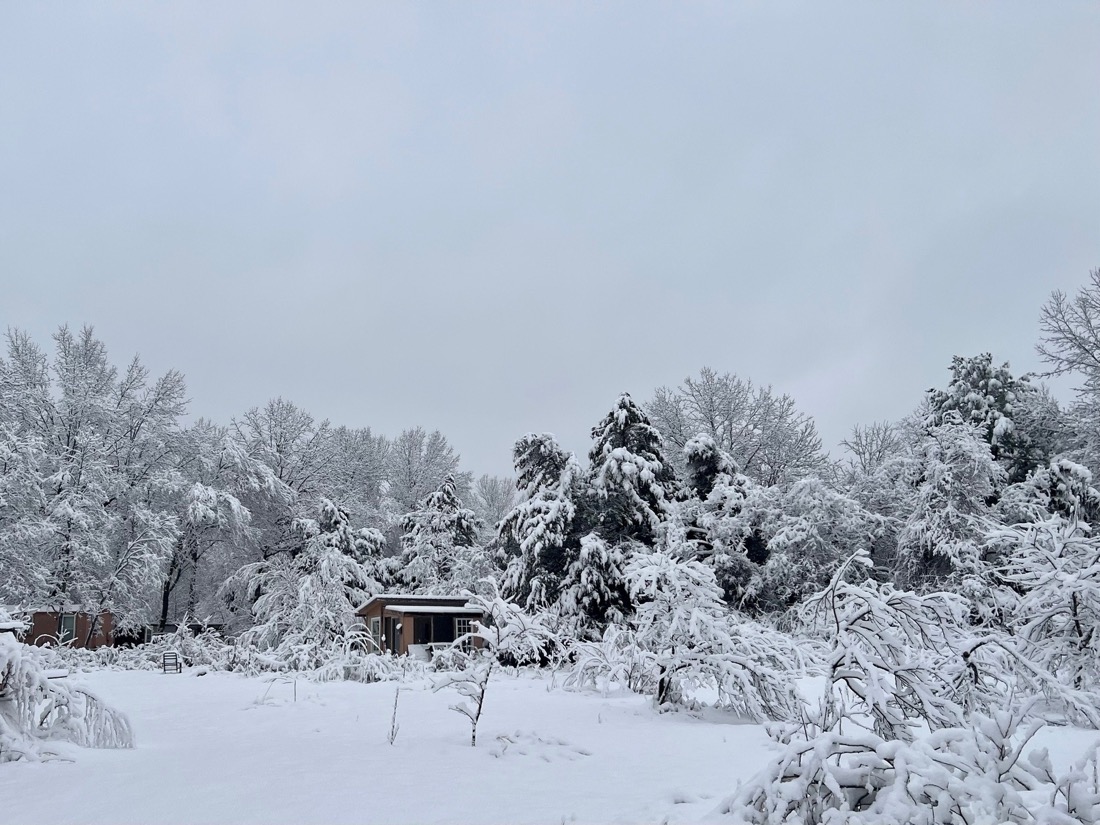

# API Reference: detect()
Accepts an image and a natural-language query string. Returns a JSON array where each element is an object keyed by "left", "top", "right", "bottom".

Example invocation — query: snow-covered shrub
[
  {"left": 430, "top": 646, "right": 471, "bottom": 672},
  {"left": 311, "top": 648, "right": 413, "bottom": 684},
  {"left": 562, "top": 625, "right": 657, "bottom": 696},
  {"left": 0, "top": 633, "right": 133, "bottom": 762},
  {"left": 719, "top": 550, "right": 1100, "bottom": 823},
  {"left": 717, "top": 704, "right": 1100, "bottom": 824},
  {"left": 50, "top": 624, "right": 236, "bottom": 673},
  {"left": 988, "top": 515, "right": 1100, "bottom": 692},
  {"left": 798, "top": 552, "right": 974, "bottom": 740},
  {"left": 561, "top": 544, "right": 809, "bottom": 720},
  {"left": 623, "top": 547, "right": 807, "bottom": 719}
]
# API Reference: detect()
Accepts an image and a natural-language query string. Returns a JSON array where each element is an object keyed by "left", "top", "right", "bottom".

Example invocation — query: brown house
[
  {"left": 356, "top": 594, "right": 484, "bottom": 658},
  {"left": 4, "top": 606, "right": 115, "bottom": 649}
]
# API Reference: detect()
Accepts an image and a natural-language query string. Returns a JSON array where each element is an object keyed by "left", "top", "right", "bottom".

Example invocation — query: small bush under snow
[{"left": 0, "top": 634, "right": 133, "bottom": 762}]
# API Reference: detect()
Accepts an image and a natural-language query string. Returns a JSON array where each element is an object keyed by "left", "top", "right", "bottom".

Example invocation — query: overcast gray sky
[{"left": 1, "top": 2, "right": 1098, "bottom": 477}]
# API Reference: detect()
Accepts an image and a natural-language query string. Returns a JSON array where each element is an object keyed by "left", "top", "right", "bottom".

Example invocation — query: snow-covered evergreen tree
[
  {"left": 927, "top": 353, "right": 1040, "bottom": 481},
  {"left": 558, "top": 532, "right": 631, "bottom": 638},
  {"left": 398, "top": 473, "right": 482, "bottom": 592},
  {"left": 499, "top": 433, "right": 580, "bottom": 606},
  {"left": 586, "top": 393, "right": 676, "bottom": 547},
  {"left": 894, "top": 416, "right": 1005, "bottom": 590},
  {"left": 997, "top": 458, "right": 1100, "bottom": 526}
]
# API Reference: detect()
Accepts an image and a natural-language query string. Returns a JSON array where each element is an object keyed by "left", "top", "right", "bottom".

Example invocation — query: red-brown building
[
  {"left": 4, "top": 606, "right": 115, "bottom": 649},
  {"left": 356, "top": 594, "right": 484, "bottom": 658}
]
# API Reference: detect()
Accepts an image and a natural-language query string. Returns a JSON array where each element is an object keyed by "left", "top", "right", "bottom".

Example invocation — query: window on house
[
  {"left": 455, "top": 618, "right": 474, "bottom": 652},
  {"left": 370, "top": 617, "right": 382, "bottom": 653},
  {"left": 58, "top": 613, "right": 76, "bottom": 645}
]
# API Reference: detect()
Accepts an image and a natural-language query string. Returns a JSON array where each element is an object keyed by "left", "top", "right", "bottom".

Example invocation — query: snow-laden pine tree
[
  {"left": 927, "top": 353, "right": 1041, "bottom": 482},
  {"left": 499, "top": 433, "right": 580, "bottom": 607},
  {"left": 996, "top": 458, "right": 1100, "bottom": 526},
  {"left": 558, "top": 532, "right": 631, "bottom": 638},
  {"left": 681, "top": 455, "right": 770, "bottom": 606},
  {"left": 232, "top": 498, "right": 381, "bottom": 668},
  {"left": 398, "top": 473, "right": 483, "bottom": 592},
  {"left": 681, "top": 434, "right": 740, "bottom": 501},
  {"left": 894, "top": 415, "right": 1005, "bottom": 590},
  {"left": 586, "top": 393, "right": 677, "bottom": 547}
]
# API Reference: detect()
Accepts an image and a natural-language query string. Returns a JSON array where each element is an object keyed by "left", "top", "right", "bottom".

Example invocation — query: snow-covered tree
[
  {"left": 558, "top": 532, "right": 631, "bottom": 638},
  {"left": 987, "top": 515, "right": 1100, "bottom": 694},
  {"left": 0, "top": 425, "right": 51, "bottom": 604},
  {"left": 385, "top": 427, "right": 468, "bottom": 514},
  {"left": 432, "top": 581, "right": 555, "bottom": 746},
  {"left": 1038, "top": 268, "right": 1100, "bottom": 396},
  {"left": 587, "top": 392, "right": 676, "bottom": 547},
  {"left": 469, "top": 473, "right": 516, "bottom": 543},
  {"left": 746, "top": 478, "right": 883, "bottom": 611},
  {"left": 398, "top": 474, "right": 482, "bottom": 592},
  {"left": 927, "top": 353, "right": 1041, "bottom": 482},
  {"left": 647, "top": 367, "right": 828, "bottom": 486},
  {"left": 841, "top": 421, "right": 904, "bottom": 475},
  {"left": 230, "top": 398, "right": 335, "bottom": 561},
  {"left": 680, "top": 434, "right": 739, "bottom": 501},
  {"left": 622, "top": 546, "right": 804, "bottom": 718},
  {"left": 894, "top": 416, "right": 1005, "bottom": 590},
  {"left": 156, "top": 421, "right": 285, "bottom": 631},
  {"left": 499, "top": 433, "right": 580, "bottom": 607},
  {"left": 325, "top": 425, "right": 391, "bottom": 528},
  {"left": 231, "top": 499, "right": 381, "bottom": 668},
  {"left": 0, "top": 327, "right": 186, "bottom": 635},
  {"left": 997, "top": 458, "right": 1100, "bottom": 526}
]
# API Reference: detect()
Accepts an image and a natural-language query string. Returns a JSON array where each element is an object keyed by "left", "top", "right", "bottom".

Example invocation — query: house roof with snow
[
  {"left": 355, "top": 593, "right": 481, "bottom": 616},
  {"left": 380, "top": 605, "right": 484, "bottom": 615}
]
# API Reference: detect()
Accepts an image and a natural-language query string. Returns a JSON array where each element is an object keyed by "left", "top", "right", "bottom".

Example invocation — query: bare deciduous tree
[{"left": 646, "top": 367, "right": 827, "bottom": 486}]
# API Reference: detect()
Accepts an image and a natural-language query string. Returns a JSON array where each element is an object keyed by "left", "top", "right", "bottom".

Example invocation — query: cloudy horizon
[{"left": 2, "top": 2, "right": 1098, "bottom": 477}]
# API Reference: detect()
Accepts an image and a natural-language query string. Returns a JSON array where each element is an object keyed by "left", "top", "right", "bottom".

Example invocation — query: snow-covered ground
[{"left": 2, "top": 669, "right": 774, "bottom": 824}]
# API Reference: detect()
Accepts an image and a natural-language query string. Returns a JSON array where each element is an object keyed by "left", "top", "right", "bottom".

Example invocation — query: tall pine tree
[{"left": 586, "top": 393, "right": 677, "bottom": 547}]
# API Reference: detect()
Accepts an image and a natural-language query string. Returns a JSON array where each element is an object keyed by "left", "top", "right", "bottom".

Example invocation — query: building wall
[{"left": 22, "top": 611, "right": 114, "bottom": 649}]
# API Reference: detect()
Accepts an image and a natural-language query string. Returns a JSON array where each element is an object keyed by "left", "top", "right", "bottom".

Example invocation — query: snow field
[{"left": 1, "top": 669, "right": 773, "bottom": 825}]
